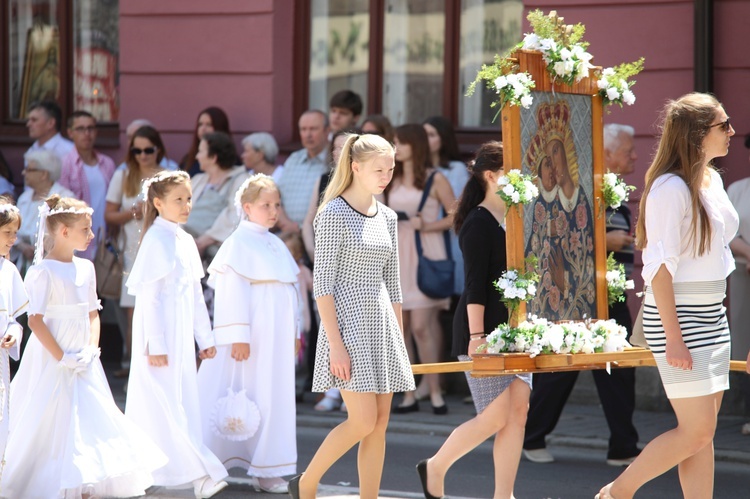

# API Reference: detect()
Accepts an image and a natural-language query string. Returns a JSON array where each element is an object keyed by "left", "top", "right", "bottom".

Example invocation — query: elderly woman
[
  {"left": 12, "top": 149, "right": 74, "bottom": 272},
  {"left": 185, "top": 131, "right": 248, "bottom": 259},
  {"left": 241, "top": 132, "right": 283, "bottom": 182}
]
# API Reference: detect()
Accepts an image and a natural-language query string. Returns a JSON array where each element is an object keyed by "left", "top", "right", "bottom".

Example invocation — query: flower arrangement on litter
[
  {"left": 606, "top": 253, "right": 635, "bottom": 306},
  {"left": 602, "top": 171, "right": 636, "bottom": 210},
  {"left": 496, "top": 170, "right": 539, "bottom": 209},
  {"left": 480, "top": 316, "right": 630, "bottom": 357},
  {"left": 596, "top": 59, "right": 644, "bottom": 107},
  {"left": 494, "top": 258, "right": 540, "bottom": 315},
  {"left": 466, "top": 10, "right": 644, "bottom": 109}
]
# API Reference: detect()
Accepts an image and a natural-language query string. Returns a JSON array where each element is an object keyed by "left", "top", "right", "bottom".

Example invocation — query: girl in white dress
[
  {"left": 124, "top": 171, "right": 228, "bottom": 499},
  {"left": 0, "top": 199, "right": 27, "bottom": 467},
  {"left": 2, "top": 195, "right": 166, "bottom": 499},
  {"left": 198, "top": 173, "right": 300, "bottom": 493}
]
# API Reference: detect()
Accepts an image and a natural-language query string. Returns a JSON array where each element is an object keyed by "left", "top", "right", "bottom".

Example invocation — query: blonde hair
[
  {"left": 44, "top": 195, "right": 90, "bottom": 234},
  {"left": 0, "top": 195, "right": 21, "bottom": 229},
  {"left": 318, "top": 133, "right": 394, "bottom": 214},
  {"left": 141, "top": 171, "right": 191, "bottom": 240},
  {"left": 635, "top": 92, "right": 720, "bottom": 256}
]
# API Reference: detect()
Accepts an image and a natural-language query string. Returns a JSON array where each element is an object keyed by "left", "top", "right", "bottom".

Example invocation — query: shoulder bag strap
[{"left": 415, "top": 171, "right": 451, "bottom": 258}]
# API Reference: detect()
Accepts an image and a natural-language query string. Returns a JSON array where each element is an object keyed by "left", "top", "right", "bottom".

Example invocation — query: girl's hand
[
  {"left": 148, "top": 354, "right": 168, "bottom": 367},
  {"left": 409, "top": 214, "right": 423, "bottom": 231},
  {"left": 665, "top": 339, "right": 692, "bottom": 370},
  {"left": 1, "top": 335, "right": 16, "bottom": 349},
  {"left": 231, "top": 343, "right": 250, "bottom": 361},
  {"left": 746, "top": 350, "right": 750, "bottom": 374},
  {"left": 199, "top": 346, "right": 217, "bottom": 360},
  {"left": 467, "top": 337, "right": 486, "bottom": 359},
  {"left": 329, "top": 342, "right": 351, "bottom": 381}
]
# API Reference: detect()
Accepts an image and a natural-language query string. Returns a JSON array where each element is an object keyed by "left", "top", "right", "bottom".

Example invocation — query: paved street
[{"left": 141, "top": 424, "right": 748, "bottom": 498}]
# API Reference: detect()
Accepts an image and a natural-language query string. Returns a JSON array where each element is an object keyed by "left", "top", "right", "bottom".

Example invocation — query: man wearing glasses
[
  {"left": 59, "top": 110, "right": 116, "bottom": 259},
  {"left": 25, "top": 100, "right": 74, "bottom": 163}
]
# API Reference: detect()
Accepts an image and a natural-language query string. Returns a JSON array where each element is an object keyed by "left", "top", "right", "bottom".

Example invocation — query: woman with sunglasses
[
  {"left": 597, "top": 93, "right": 738, "bottom": 499},
  {"left": 105, "top": 125, "right": 166, "bottom": 378}
]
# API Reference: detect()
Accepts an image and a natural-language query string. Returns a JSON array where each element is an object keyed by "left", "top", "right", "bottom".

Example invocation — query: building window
[
  {"left": 5, "top": 0, "right": 119, "bottom": 125},
  {"left": 305, "top": 0, "right": 522, "bottom": 129}
]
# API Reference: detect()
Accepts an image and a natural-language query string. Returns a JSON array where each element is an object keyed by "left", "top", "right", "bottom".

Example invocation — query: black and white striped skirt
[{"left": 643, "top": 280, "right": 730, "bottom": 399}]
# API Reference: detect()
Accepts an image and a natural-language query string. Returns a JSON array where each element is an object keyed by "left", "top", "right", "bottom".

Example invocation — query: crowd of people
[{"left": 0, "top": 90, "right": 748, "bottom": 499}]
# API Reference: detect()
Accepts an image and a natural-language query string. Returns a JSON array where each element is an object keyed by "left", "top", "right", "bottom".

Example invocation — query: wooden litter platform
[{"left": 411, "top": 348, "right": 748, "bottom": 376}]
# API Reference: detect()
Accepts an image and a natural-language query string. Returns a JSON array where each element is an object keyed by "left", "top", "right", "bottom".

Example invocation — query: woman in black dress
[{"left": 416, "top": 141, "right": 531, "bottom": 499}]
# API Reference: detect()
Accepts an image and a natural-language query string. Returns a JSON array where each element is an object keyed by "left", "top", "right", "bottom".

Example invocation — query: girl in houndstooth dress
[{"left": 292, "top": 133, "right": 415, "bottom": 499}]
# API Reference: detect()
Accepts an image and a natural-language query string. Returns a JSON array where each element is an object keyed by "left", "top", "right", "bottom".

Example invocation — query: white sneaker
[
  {"left": 606, "top": 456, "right": 637, "bottom": 467},
  {"left": 522, "top": 448, "right": 555, "bottom": 463},
  {"left": 193, "top": 476, "right": 228, "bottom": 498},
  {"left": 314, "top": 395, "right": 341, "bottom": 412}
]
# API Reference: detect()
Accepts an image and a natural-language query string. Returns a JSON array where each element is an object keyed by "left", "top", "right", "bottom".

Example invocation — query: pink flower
[
  {"left": 549, "top": 286, "right": 561, "bottom": 312},
  {"left": 543, "top": 271, "right": 552, "bottom": 290},
  {"left": 555, "top": 212, "right": 568, "bottom": 235},
  {"left": 576, "top": 205, "right": 588, "bottom": 229},
  {"left": 570, "top": 231, "right": 582, "bottom": 252},
  {"left": 535, "top": 203, "right": 547, "bottom": 224}
]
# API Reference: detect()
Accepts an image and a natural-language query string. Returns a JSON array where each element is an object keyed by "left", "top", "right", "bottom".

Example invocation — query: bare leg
[
  {"left": 410, "top": 307, "right": 444, "bottom": 406},
  {"left": 604, "top": 391, "right": 722, "bottom": 499},
  {"left": 356, "top": 392, "right": 394, "bottom": 498},
  {"left": 491, "top": 381, "right": 530, "bottom": 499},
  {"left": 678, "top": 392, "right": 722, "bottom": 499},
  {"left": 426, "top": 379, "right": 529, "bottom": 497},
  {"left": 299, "top": 391, "right": 379, "bottom": 499}
]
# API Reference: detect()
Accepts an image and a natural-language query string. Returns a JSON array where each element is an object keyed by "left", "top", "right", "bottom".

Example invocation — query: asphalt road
[{"left": 144, "top": 425, "right": 748, "bottom": 498}]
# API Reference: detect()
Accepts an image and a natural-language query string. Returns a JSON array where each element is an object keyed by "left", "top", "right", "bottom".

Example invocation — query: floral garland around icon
[{"left": 466, "top": 9, "right": 644, "bottom": 110}]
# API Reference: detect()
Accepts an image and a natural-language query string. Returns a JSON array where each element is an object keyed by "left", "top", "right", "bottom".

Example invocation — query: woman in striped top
[{"left": 597, "top": 93, "right": 739, "bottom": 499}]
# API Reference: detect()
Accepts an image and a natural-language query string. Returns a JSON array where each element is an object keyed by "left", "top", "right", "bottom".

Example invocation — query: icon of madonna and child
[{"left": 522, "top": 99, "right": 597, "bottom": 321}]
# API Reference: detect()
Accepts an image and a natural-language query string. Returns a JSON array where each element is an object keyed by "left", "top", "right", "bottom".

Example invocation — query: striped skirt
[{"left": 643, "top": 280, "right": 730, "bottom": 399}]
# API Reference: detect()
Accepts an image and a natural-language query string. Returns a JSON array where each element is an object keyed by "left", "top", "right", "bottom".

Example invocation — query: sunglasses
[
  {"left": 709, "top": 118, "right": 731, "bottom": 133},
  {"left": 131, "top": 147, "right": 157, "bottom": 156}
]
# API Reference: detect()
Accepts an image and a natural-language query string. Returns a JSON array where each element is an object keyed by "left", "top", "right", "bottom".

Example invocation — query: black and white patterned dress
[{"left": 312, "top": 196, "right": 416, "bottom": 394}]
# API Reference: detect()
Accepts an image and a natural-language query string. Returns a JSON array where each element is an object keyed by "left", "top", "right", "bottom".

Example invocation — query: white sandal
[{"left": 314, "top": 395, "right": 341, "bottom": 412}]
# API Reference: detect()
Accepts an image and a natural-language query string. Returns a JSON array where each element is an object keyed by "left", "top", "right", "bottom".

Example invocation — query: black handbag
[{"left": 415, "top": 171, "right": 454, "bottom": 299}]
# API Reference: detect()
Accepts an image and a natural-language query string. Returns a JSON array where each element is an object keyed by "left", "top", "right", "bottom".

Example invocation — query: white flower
[
  {"left": 606, "top": 270, "right": 621, "bottom": 283},
  {"left": 527, "top": 283, "right": 537, "bottom": 297},
  {"left": 527, "top": 183, "right": 539, "bottom": 197},
  {"left": 512, "top": 81, "right": 527, "bottom": 96},
  {"left": 620, "top": 79, "right": 629, "bottom": 92},
  {"left": 517, "top": 73, "right": 530, "bottom": 84},
  {"left": 497, "top": 175, "right": 509, "bottom": 186},
  {"left": 506, "top": 270, "right": 518, "bottom": 280},
  {"left": 553, "top": 61, "right": 567, "bottom": 77},
  {"left": 520, "top": 94, "right": 533, "bottom": 109},
  {"left": 597, "top": 78, "right": 609, "bottom": 90},
  {"left": 502, "top": 184, "right": 516, "bottom": 197},
  {"left": 606, "top": 87, "right": 621, "bottom": 101},
  {"left": 564, "top": 59, "right": 576, "bottom": 75},
  {"left": 539, "top": 38, "right": 557, "bottom": 52},
  {"left": 625, "top": 279, "right": 635, "bottom": 290},
  {"left": 511, "top": 191, "right": 520, "bottom": 203},
  {"left": 603, "top": 172, "right": 617, "bottom": 187},
  {"left": 622, "top": 89, "right": 636, "bottom": 105},
  {"left": 496, "top": 278, "right": 509, "bottom": 290},
  {"left": 522, "top": 33, "right": 541, "bottom": 51},
  {"left": 613, "top": 185, "right": 627, "bottom": 200},
  {"left": 602, "top": 67, "right": 615, "bottom": 77},
  {"left": 494, "top": 75, "right": 508, "bottom": 90},
  {"left": 559, "top": 48, "right": 572, "bottom": 61}
]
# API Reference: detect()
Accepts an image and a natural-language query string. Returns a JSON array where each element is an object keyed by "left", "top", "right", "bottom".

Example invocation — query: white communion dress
[
  {"left": 197, "top": 220, "right": 299, "bottom": 478},
  {"left": 2, "top": 258, "right": 167, "bottom": 499},
  {"left": 125, "top": 216, "right": 227, "bottom": 487},
  {"left": 0, "top": 257, "right": 26, "bottom": 466}
]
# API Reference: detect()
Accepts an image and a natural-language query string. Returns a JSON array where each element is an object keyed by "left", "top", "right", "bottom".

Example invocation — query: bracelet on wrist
[{"left": 470, "top": 332, "right": 486, "bottom": 339}]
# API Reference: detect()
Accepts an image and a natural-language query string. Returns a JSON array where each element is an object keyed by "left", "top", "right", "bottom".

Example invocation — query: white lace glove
[
  {"left": 59, "top": 353, "right": 86, "bottom": 372},
  {"left": 77, "top": 345, "right": 101, "bottom": 367}
]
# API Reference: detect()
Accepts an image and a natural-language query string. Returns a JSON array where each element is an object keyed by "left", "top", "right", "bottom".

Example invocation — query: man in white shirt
[
  {"left": 117, "top": 119, "right": 179, "bottom": 171},
  {"left": 25, "top": 100, "right": 74, "bottom": 163},
  {"left": 276, "top": 110, "right": 330, "bottom": 231}
]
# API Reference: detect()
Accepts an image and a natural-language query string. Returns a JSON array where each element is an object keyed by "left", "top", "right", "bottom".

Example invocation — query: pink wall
[{"left": 117, "top": 0, "right": 297, "bottom": 165}]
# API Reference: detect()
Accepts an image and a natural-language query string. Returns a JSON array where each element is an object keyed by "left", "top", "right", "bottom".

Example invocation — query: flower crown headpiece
[
  {"left": 0, "top": 204, "right": 20, "bottom": 215},
  {"left": 34, "top": 202, "right": 94, "bottom": 265},
  {"left": 141, "top": 170, "right": 190, "bottom": 200},
  {"left": 234, "top": 173, "right": 275, "bottom": 220}
]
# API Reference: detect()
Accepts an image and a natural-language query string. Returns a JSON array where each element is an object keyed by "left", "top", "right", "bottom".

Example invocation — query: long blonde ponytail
[{"left": 317, "top": 133, "right": 394, "bottom": 214}]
